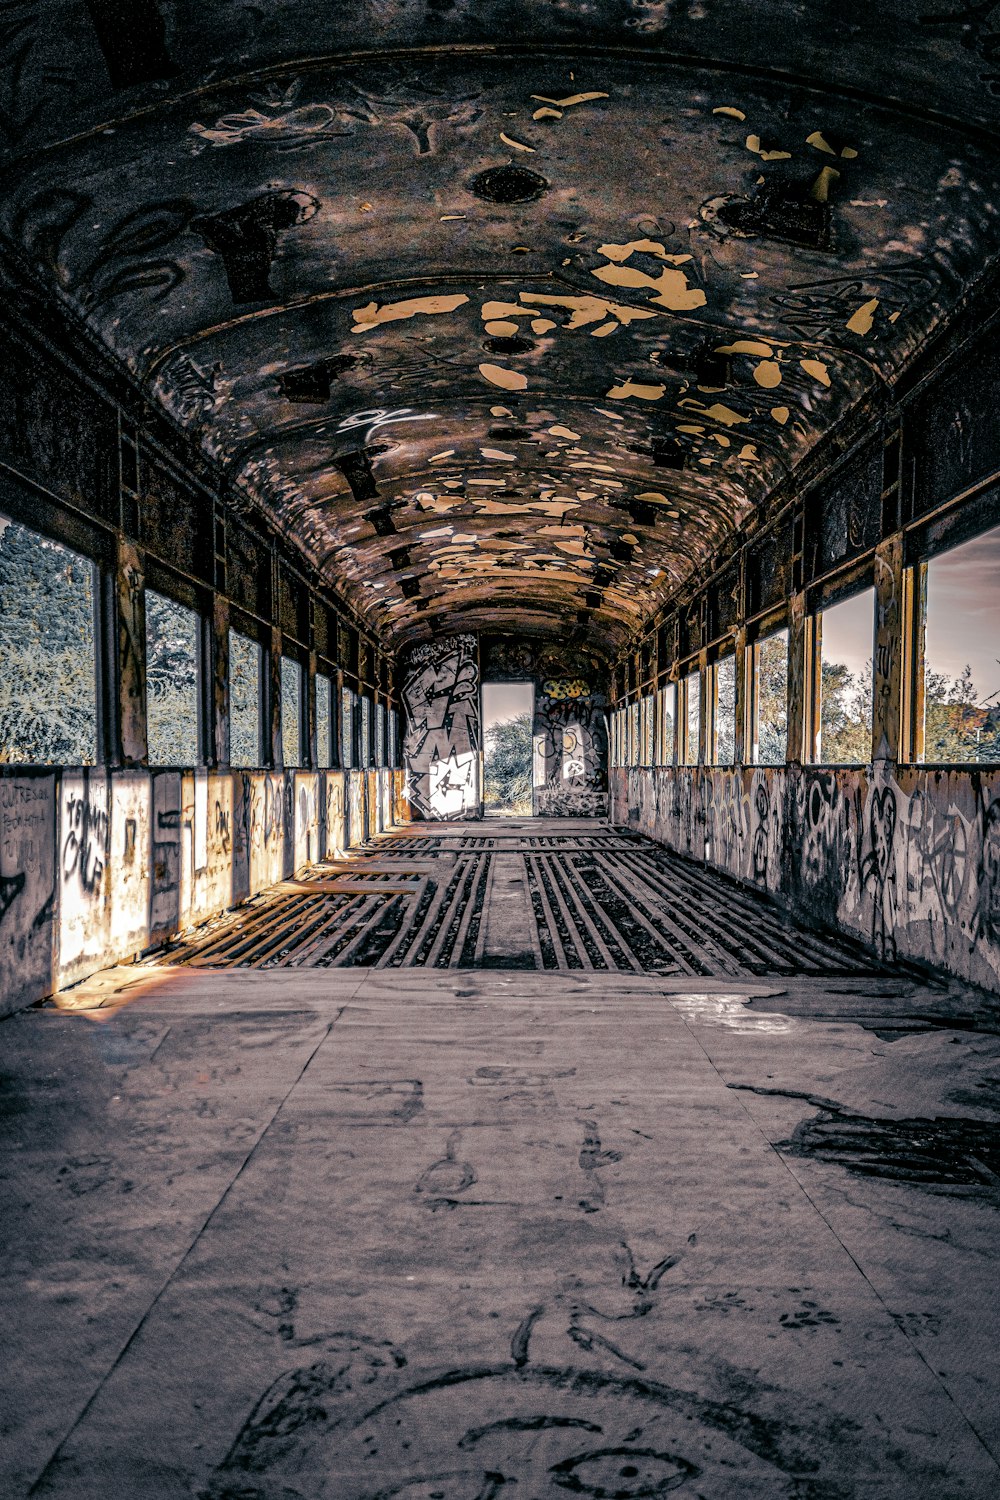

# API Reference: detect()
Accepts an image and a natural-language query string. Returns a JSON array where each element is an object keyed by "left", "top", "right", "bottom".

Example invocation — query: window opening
[
  {"left": 714, "top": 656, "right": 737, "bottom": 765},
  {"left": 816, "top": 587, "right": 874, "bottom": 764},
  {"left": 483, "top": 680, "right": 533, "bottom": 817},
  {"left": 921, "top": 524, "right": 1000, "bottom": 763},
  {"left": 316, "top": 672, "right": 333, "bottom": 768},
  {"left": 229, "top": 630, "right": 262, "bottom": 767},
  {"left": 0, "top": 515, "right": 98, "bottom": 765},
  {"left": 146, "top": 590, "right": 199, "bottom": 766},
  {"left": 753, "top": 628, "right": 789, "bottom": 765},
  {"left": 656, "top": 683, "right": 676, "bottom": 765},
  {"left": 281, "top": 656, "right": 303, "bottom": 768},
  {"left": 341, "top": 687, "right": 356, "bottom": 768},
  {"left": 683, "top": 671, "right": 700, "bottom": 765}
]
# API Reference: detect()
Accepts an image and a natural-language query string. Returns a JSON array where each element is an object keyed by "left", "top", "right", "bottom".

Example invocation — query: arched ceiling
[{"left": 3, "top": 3, "right": 1000, "bottom": 656}]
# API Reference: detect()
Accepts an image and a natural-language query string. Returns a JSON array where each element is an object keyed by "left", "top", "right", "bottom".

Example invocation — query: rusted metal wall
[
  {"left": 0, "top": 767, "right": 408, "bottom": 1013},
  {"left": 612, "top": 765, "right": 1000, "bottom": 994}
]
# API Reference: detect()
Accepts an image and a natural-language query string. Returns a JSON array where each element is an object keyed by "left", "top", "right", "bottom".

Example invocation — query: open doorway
[{"left": 482, "top": 681, "right": 534, "bottom": 817}]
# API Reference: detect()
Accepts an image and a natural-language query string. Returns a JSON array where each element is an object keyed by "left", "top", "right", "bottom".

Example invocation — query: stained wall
[
  {"left": 0, "top": 767, "right": 405, "bottom": 1014},
  {"left": 612, "top": 764, "right": 1000, "bottom": 993}
]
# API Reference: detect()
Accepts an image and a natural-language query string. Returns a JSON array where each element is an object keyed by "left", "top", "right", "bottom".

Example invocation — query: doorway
[{"left": 482, "top": 681, "right": 534, "bottom": 817}]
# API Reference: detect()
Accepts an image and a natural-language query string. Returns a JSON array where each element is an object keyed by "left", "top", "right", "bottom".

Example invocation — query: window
[
  {"left": 640, "top": 694, "right": 654, "bottom": 766},
  {"left": 146, "top": 590, "right": 199, "bottom": 766},
  {"left": 375, "top": 701, "right": 387, "bottom": 768},
  {"left": 0, "top": 516, "right": 97, "bottom": 765},
  {"left": 229, "top": 630, "right": 262, "bottom": 767},
  {"left": 316, "top": 672, "right": 333, "bottom": 768},
  {"left": 341, "top": 687, "right": 356, "bottom": 768},
  {"left": 360, "top": 695, "right": 372, "bottom": 768},
  {"left": 628, "top": 701, "right": 640, "bottom": 766},
  {"left": 816, "top": 587, "right": 874, "bottom": 764},
  {"left": 713, "top": 656, "right": 737, "bottom": 765},
  {"left": 655, "top": 683, "right": 676, "bottom": 765},
  {"left": 920, "top": 524, "right": 1000, "bottom": 763},
  {"left": 753, "top": 628, "right": 788, "bottom": 765},
  {"left": 281, "top": 656, "right": 303, "bottom": 767},
  {"left": 682, "top": 671, "right": 700, "bottom": 765},
  {"left": 387, "top": 707, "right": 398, "bottom": 769}
]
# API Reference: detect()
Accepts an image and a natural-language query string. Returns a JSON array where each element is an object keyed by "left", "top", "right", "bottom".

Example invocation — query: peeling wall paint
[
  {"left": 0, "top": 767, "right": 406, "bottom": 1015},
  {"left": 612, "top": 765, "right": 1000, "bottom": 993}
]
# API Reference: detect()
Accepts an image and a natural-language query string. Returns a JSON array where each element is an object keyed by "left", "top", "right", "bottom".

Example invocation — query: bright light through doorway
[{"left": 482, "top": 681, "right": 534, "bottom": 817}]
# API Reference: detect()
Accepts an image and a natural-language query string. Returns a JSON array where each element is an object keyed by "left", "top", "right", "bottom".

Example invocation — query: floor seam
[{"left": 25, "top": 1006, "right": 346, "bottom": 1497}]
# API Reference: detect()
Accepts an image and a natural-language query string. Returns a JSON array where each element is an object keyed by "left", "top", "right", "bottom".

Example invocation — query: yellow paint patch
[
  {"left": 467, "top": 478, "right": 507, "bottom": 487},
  {"left": 711, "top": 433, "right": 731, "bottom": 447},
  {"left": 429, "top": 449, "right": 455, "bottom": 461},
  {"left": 770, "top": 406, "right": 790, "bottom": 424},
  {"left": 888, "top": 310, "right": 901, "bottom": 323},
  {"left": 606, "top": 379, "right": 666, "bottom": 401},
  {"left": 713, "top": 106, "right": 746, "bottom": 120},
  {"left": 531, "top": 91, "right": 609, "bottom": 107},
  {"left": 548, "top": 424, "right": 581, "bottom": 440},
  {"left": 351, "top": 293, "right": 469, "bottom": 332},
  {"left": 635, "top": 492, "right": 669, "bottom": 503},
  {"left": 532, "top": 106, "right": 563, "bottom": 120},
  {"left": 746, "top": 134, "right": 792, "bottom": 161},
  {"left": 531, "top": 318, "right": 557, "bottom": 333},
  {"left": 500, "top": 131, "right": 535, "bottom": 152},
  {"left": 592, "top": 320, "right": 619, "bottom": 336},
  {"left": 806, "top": 130, "right": 836, "bottom": 156},
  {"left": 592, "top": 259, "right": 706, "bottom": 311},
  {"left": 679, "top": 399, "right": 750, "bottom": 426},
  {"left": 740, "top": 272, "right": 759, "bottom": 280},
  {"left": 440, "top": 214, "right": 466, "bottom": 221},
  {"left": 810, "top": 166, "right": 840, "bottom": 202},
  {"left": 715, "top": 338, "right": 773, "bottom": 357},
  {"left": 570, "top": 461, "right": 616, "bottom": 472},
  {"left": 846, "top": 297, "right": 879, "bottom": 335},
  {"left": 480, "top": 448, "right": 518, "bottom": 461},
  {"left": 491, "top": 405, "right": 513, "bottom": 418},
  {"left": 485, "top": 320, "right": 521, "bottom": 336},
  {"left": 480, "top": 363, "right": 528, "bottom": 390},
  {"left": 753, "top": 360, "right": 782, "bottom": 389},
  {"left": 676, "top": 425, "right": 705, "bottom": 435},
  {"left": 482, "top": 301, "right": 530, "bottom": 321},
  {"left": 520, "top": 291, "right": 658, "bottom": 329},
  {"left": 800, "top": 358, "right": 831, "bottom": 386},
  {"left": 738, "top": 443, "right": 759, "bottom": 462}
]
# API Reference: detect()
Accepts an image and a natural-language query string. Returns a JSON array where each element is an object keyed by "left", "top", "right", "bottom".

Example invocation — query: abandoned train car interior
[{"left": 1, "top": 3, "right": 999, "bottom": 1497}]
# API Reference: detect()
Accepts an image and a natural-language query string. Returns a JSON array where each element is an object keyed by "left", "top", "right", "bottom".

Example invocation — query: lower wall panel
[
  {"left": 612, "top": 764, "right": 1000, "bottom": 994},
  {"left": 0, "top": 767, "right": 408, "bottom": 1014}
]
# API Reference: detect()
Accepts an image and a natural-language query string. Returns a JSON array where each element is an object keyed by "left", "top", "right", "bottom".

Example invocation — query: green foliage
[
  {"left": 819, "top": 658, "right": 873, "bottom": 764},
  {"left": 923, "top": 663, "right": 1000, "bottom": 763},
  {"left": 484, "top": 711, "right": 532, "bottom": 814},
  {"left": 0, "top": 520, "right": 97, "bottom": 765},
  {"left": 756, "top": 632, "right": 788, "bottom": 764}
]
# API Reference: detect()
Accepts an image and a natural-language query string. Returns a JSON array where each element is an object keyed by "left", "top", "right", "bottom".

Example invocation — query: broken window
[
  {"left": 146, "top": 590, "right": 199, "bottom": 766},
  {"left": 713, "top": 655, "right": 737, "bottom": 765},
  {"left": 281, "top": 656, "right": 303, "bottom": 768},
  {"left": 316, "top": 671, "right": 333, "bottom": 768},
  {"left": 753, "top": 628, "right": 789, "bottom": 765},
  {"left": 682, "top": 671, "right": 700, "bottom": 765},
  {"left": 229, "top": 629, "right": 262, "bottom": 767},
  {"left": 655, "top": 683, "right": 676, "bottom": 765},
  {"left": 816, "top": 587, "right": 874, "bottom": 764},
  {"left": 920, "top": 524, "right": 1000, "bottom": 763},
  {"left": 341, "top": 687, "right": 356, "bottom": 768},
  {"left": 0, "top": 515, "right": 98, "bottom": 765}
]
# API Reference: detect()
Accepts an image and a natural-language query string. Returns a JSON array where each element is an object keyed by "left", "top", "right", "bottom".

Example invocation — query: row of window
[
  {"left": 0, "top": 516, "right": 396, "bottom": 770},
  {"left": 613, "top": 521, "right": 1000, "bottom": 768}
]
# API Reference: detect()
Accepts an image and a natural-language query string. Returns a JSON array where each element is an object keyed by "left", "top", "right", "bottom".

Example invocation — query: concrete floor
[{"left": 3, "top": 824, "right": 1000, "bottom": 1498}]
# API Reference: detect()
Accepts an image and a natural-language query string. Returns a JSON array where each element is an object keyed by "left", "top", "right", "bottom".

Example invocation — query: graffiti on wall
[
  {"left": 534, "top": 679, "right": 609, "bottom": 817},
  {"left": 615, "top": 763, "right": 1000, "bottom": 992},
  {"left": 402, "top": 635, "right": 480, "bottom": 820}
]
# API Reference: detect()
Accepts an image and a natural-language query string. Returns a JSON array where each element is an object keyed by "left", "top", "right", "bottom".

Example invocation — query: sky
[
  {"left": 482, "top": 681, "right": 533, "bottom": 731},
  {"left": 924, "top": 523, "right": 1000, "bottom": 703}
]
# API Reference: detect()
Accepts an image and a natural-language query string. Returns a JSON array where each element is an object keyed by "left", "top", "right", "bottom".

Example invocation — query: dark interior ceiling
[{"left": 4, "top": 2, "right": 1000, "bottom": 656}]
